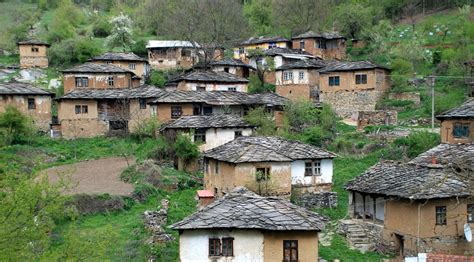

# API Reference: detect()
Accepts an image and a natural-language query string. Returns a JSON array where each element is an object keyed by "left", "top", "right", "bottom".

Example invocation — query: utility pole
[{"left": 427, "top": 75, "right": 436, "bottom": 131}]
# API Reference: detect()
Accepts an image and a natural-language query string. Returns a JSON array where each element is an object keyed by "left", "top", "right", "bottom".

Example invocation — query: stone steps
[{"left": 339, "top": 220, "right": 371, "bottom": 251}]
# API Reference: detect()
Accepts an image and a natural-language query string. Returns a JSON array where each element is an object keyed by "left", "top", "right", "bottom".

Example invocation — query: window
[
  {"left": 194, "top": 129, "right": 206, "bottom": 143},
  {"left": 299, "top": 71, "right": 304, "bottom": 80},
  {"left": 75, "top": 77, "right": 89, "bottom": 87},
  {"left": 209, "top": 238, "right": 220, "bottom": 256},
  {"left": 193, "top": 106, "right": 201, "bottom": 115},
  {"left": 453, "top": 123, "right": 470, "bottom": 138},
  {"left": 305, "top": 160, "right": 321, "bottom": 176},
  {"left": 203, "top": 106, "right": 213, "bottom": 116},
  {"left": 31, "top": 47, "right": 39, "bottom": 52},
  {"left": 224, "top": 67, "right": 230, "bottom": 73},
  {"left": 106, "top": 61, "right": 112, "bottom": 64},
  {"left": 197, "top": 86, "right": 206, "bottom": 91},
  {"left": 269, "top": 42, "right": 277, "bottom": 48},
  {"left": 28, "top": 98, "right": 35, "bottom": 110},
  {"left": 128, "top": 63, "right": 136, "bottom": 70},
  {"left": 108, "top": 76, "right": 114, "bottom": 87},
  {"left": 215, "top": 160, "right": 220, "bottom": 174},
  {"left": 139, "top": 99, "right": 146, "bottom": 109},
  {"left": 468, "top": 204, "right": 474, "bottom": 223},
  {"left": 283, "top": 240, "right": 298, "bottom": 262},
  {"left": 329, "top": 76, "right": 340, "bottom": 86},
  {"left": 75, "top": 105, "right": 88, "bottom": 114},
  {"left": 355, "top": 74, "right": 368, "bottom": 84},
  {"left": 228, "top": 87, "right": 237, "bottom": 92},
  {"left": 299, "top": 40, "right": 305, "bottom": 49},
  {"left": 222, "top": 238, "right": 234, "bottom": 257},
  {"left": 238, "top": 47, "right": 245, "bottom": 55},
  {"left": 234, "top": 131, "right": 242, "bottom": 138},
  {"left": 171, "top": 106, "right": 182, "bottom": 119},
  {"left": 436, "top": 206, "right": 447, "bottom": 225},
  {"left": 283, "top": 71, "right": 293, "bottom": 81},
  {"left": 256, "top": 167, "right": 270, "bottom": 182}
]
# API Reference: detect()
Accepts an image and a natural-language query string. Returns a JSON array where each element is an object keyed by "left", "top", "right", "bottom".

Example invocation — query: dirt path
[{"left": 46, "top": 157, "right": 135, "bottom": 196}]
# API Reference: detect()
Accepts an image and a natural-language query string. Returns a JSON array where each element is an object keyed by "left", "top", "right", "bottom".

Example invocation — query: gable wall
[
  {"left": 63, "top": 73, "right": 133, "bottom": 94},
  {"left": 0, "top": 94, "right": 52, "bottom": 131},
  {"left": 440, "top": 119, "right": 474, "bottom": 144}
]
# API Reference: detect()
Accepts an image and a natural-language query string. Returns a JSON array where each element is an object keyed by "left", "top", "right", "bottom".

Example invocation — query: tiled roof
[
  {"left": 0, "top": 82, "right": 54, "bottom": 96},
  {"left": 58, "top": 85, "right": 165, "bottom": 100},
  {"left": 210, "top": 58, "right": 256, "bottom": 70},
  {"left": 318, "top": 61, "right": 389, "bottom": 73},
  {"left": 146, "top": 40, "right": 198, "bottom": 49},
  {"left": 161, "top": 114, "right": 254, "bottom": 130},
  {"left": 276, "top": 59, "right": 327, "bottom": 70},
  {"left": 149, "top": 90, "right": 287, "bottom": 107},
  {"left": 203, "top": 136, "right": 337, "bottom": 163},
  {"left": 240, "top": 36, "right": 291, "bottom": 46},
  {"left": 170, "top": 187, "right": 327, "bottom": 231},
  {"left": 263, "top": 47, "right": 313, "bottom": 57},
  {"left": 62, "top": 62, "right": 135, "bottom": 74},
  {"left": 168, "top": 71, "right": 248, "bottom": 84},
  {"left": 89, "top": 52, "right": 147, "bottom": 62},
  {"left": 346, "top": 143, "right": 474, "bottom": 199},
  {"left": 17, "top": 39, "right": 50, "bottom": 46},
  {"left": 436, "top": 98, "right": 474, "bottom": 120},
  {"left": 292, "top": 31, "right": 346, "bottom": 40}
]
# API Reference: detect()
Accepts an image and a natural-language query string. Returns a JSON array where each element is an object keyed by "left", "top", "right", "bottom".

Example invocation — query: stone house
[
  {"left": 203, "top": 136, "right": 336, "bottom": 198},
  {"left": 233, "top": 36, "right": 291, "bottom": 62},
  {"left": 206, "top": 58, "right": 256, "bottom": 78},
  {"left": 88, "top": 52, "right": 150, "bottom": 81},
  {"left": 437, "top": 98, "right": 473, "bottom": 144},
  {"left": 56, "top": 85, "right": 164, "bottom": 138},
  {"left": 344, "top": 143, "right": 474, "bottom": 256},
  {"left": 146, "top": 40, "right": 226, "bottom": 70},
  {"left": 291, "top": 31, "right": 346, "bottom": 60},
  {"left": 275, "top": 59, "right": 327, "bottom": 102},
  {"left": 160, "top": 114, "right": 255, "bottom": 152},
  {"left": 170, "top": 187, "right": 327, "bottom": 262},
  {"left": 0, "top": 82, "right": 54, "bottom": 131},
  {"left": 17, "top": 39, "right": 50, "bottom": 68},
  {"left": 148, "top": 90, "right": 287, "bottom": 125},
  {"left": 167, "top": 71, "right": 249, "bottom": 92},
  {"left": 318, "top": 61, "right": 391, "bottom": 118},
  {"left": 62, "top": 63, "right": 141, "bottom": 94}
]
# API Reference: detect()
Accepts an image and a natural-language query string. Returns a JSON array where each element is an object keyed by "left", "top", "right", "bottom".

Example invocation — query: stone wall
[
  {"left": 388, "top": 92, "right": 421, "bottom": 105},
  {"left": 20, "top": 56, "right": 48, "bottom": 68},
  {"left": 357, "top": 110, "right": 398, "bottom": 130},
  {"left": 338, "top": 219, "right": 396, "bottom": 254},
  {"left": 320, "top": 90, "right": 386, "bottom": 119},
  {"left": 293, "top": 191, "right": 337, "bottom": 209}
]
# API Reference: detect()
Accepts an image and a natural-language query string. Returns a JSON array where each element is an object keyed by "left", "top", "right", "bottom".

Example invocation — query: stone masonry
[{"left": 320, "top": 90, "right": 385, "bottom": 119}]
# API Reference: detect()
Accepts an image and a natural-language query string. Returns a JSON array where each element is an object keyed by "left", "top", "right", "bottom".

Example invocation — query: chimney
[
  {"left": 431, "top": 155, "right": 437, "bottom": 165},
  {"left": 197, "top": 190, "right": 215, "bottom": 209}
]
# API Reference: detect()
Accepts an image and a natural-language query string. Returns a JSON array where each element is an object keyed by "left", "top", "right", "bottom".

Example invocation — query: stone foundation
[
  {"left": 294, "top": 191, "right": 337, "bottom": 209},
  {"left": 20, "top": 56, "right": 48, "bottom": 68},
  {"left": 388, "top": 92, "right": 421, "bottom": 105},
  {"left": 320, "top": 90, "right": 385, "bottom": 119},
  {"left": 357, "top": 110, "right": 398, "bottom": 130},
  {"left": 338, "top": 219, "right": 395, "bottom": 254}
]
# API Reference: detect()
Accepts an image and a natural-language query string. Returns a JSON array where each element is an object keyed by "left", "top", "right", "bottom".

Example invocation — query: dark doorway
[{"left": 394, "top": 233, "right": 404, "bottom": 257}]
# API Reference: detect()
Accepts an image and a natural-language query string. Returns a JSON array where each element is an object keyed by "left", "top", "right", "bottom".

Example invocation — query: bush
[
  {"left": 147, "top": 70, "right": 168, "bottom": 87},
  {"left": 132, "top": 182, "right": 160, "bottom": 202},
  {"left": 244, "top": 107, "right": 276, "bottom": 136},
  {"left": 247, "top": 74, "right": 275, "bottom": 94},
  {"left": 173, "top": 134, "right": 199, "bottom": 166},
  {"left": 131, "top": 118, "right": 160, "bottom": 141},
  {"left": 92, "top": 15, "right": 112, "bottom": 37},
  {"left": 48, "top": 37, "right": 103, "bottom": 66},
  {"left": 394, "top": 131, "right": 440, "bottom": 158},
  {"left": 66, "top": 194, "right": 125, "bottom": 215},
  {"left": 146, "top": 137, "right": 171, "bottom": 161},
  {"left": 0, "top": 106, "right": 34, "bottom": 146}
]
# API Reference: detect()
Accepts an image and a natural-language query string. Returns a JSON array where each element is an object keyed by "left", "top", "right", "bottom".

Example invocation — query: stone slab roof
[
  {"left": 62, "top": 62, "right": 135, "bottom": 74},
  {"left": 161, "top": 114, "right": 255, "bottom": 130},
  {"left": 292, "top": 31, "right": 346, "bottom": 40},
  {"left": 203, "top": 136, "right": 337, "bottom": 163},
  {"left": 409, "top": 143, "right": 474, "bottom": 170},
  {"left": 17, "top": 39, "right": 50, "bottom": 46},
  {"left": 168, "top": 70, "right": 248, "bottom": 84},
  {"left": 0, "top": 82, "right": 54, "bottom": 96},
  {"left": 240, "top": 36, "right": 291, "bottom": 46},
  {"left": 146, "top": 40, "right": 198, "bottom": 49},
  {"left": 149, "top": 90, "right": 287, "bottom": 107},
  {"left": 171, "top": 187, "right": 327, "bottom": 231},
  {"left": 318, "top": 61, "right": 389, "bottom": 73},
  {"left": 263, "top": 47, "right": 314, "bottom": 57},
  {"left": 276, "top": 59, "right": 327, "bottom": 71},
  {"left": 436, "top": 98, "right": 474, "bottom": 120},
  {"left": 58, "top": 85, "right": 165, "bottom": 100},
  {"left": 89, "top": 52, "right": 147, "bottom": 62},
  {"left": 210, "top": 58, "right": 256, "bottom": 70},
  {"left": 345, "top": 160, "right": 471, "bottom": 200}
]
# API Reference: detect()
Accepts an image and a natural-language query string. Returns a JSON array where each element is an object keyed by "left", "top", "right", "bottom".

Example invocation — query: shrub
[
  {"left": 66, "top": 194, "right": 125, "bottom": 215},
  {"left": 394, "top": 131, "right": 440, "bottom": 158},
  {"left": 247, "top": 74, "right": 275, "bottom": 94},
  {"left": 48, "top": 37, "right": 103, "bottom": 66},
  {"left": 244, "top": 107, "right": 276, "bottom": 136},
  {"left": 132, "top": 182, "right": 160, "bottom": 202},
  {"left": 173, "top": 134, "right": 200, "bottom": 166},
  {"left": 147, "top": 70, "right": 168, "bottom": 87},
  {"left": 146, "top": 137, "right": 171, "bottom": 161},
  {"left": 131, "top": 118, "right": 160, "bottom": 141},
  {"left": 0, "top": 106, "right": 34, "bottom": 146}
]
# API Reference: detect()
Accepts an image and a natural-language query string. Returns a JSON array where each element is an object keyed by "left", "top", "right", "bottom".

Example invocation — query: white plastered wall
[
  {"left": 198, "top": 127, "right": 253, "bottom": 151},
  {"left": 290, "top": 159, "right": 333, "bottom": 185}
]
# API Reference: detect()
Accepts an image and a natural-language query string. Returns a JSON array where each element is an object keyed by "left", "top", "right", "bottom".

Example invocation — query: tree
[
  {"left": 105, "top": 13, "right": 135, "bottom": 51},
  {"left": 334, "top": 3, "right": 373, "bottom": 39},
  {"left": 47, "top": 0, "right": 84, "bottom": 43},
  {"left": 173, "top": 133, "right": 200, "bottom": 170},
  {"left": 244, "top": 107, "right": 277, "bottom": 136},
  {"left": 243, "top": 0, "right": 273, "bottom": 35},
  {"left": 0, "top": 106, "right": 34, "bottom": 146}
]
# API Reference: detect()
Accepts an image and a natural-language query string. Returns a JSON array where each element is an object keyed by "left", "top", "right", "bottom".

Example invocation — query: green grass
[{"left": 320, "top": 234, "right": 390, "bottom": 262}]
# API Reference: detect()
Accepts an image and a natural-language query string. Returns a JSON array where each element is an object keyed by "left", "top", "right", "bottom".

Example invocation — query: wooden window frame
[
  {"left": 171, "top": 106, "right": 182, "bottom": 119},
  {"left": 215, "top": 160, "right": 220, "bottom": 175},
  {"left": 75, "top": 105, "right": 81, "bottom": 114},
  {"left": 435, "top": 206, "right": 447, "bottom": 225},
  {"left": 197, "top": 86, "right": 206, "bottom": 91},
  {"left": 75, "top": 77, "right": 89, "bottom": 88},
  {"left": 299, "top": 40, "right": 305, "bottom": 49},
  {"left": 31, "top": 47, "right": 39, "bottom": 52},
  {"left": 107, "top": 76, "right": 114, "bottom": 87},
  {"left": 298, "top": 71, "right": 304, "bottom": 80},
  {"left": 27, "top": 98, "right": 35, "bottom": 110},
  {"left": 208, "top": 238, "right": 221, "bottom": 257},
  {"left": 283, "top": 240, "right": 298, "bottom": 262},
  {"left": 139, "top": 99, "right": 147, "bottom": 109},
  {"left": 81, "top": 105, "right": 88, "bottom": 114},
  {"left": 356, "top": 74, "right": 368, "bottom": 84},
  {"left": 203, "top": 106, "right": 213, "bottom": 116},
  {"left": 227, "top": 87, "right": 237, "bottom": 92},
  {"left": 453, "top": 122, "right": 470, "bottom": 139},
  {"left": 468, "top": 204, "right": 474, "bottom": 223},
  {"left": 256, "top": 167, "right": 270, "bottom": 182},
  {"left": 304, "top": 160, "right": 322, "bottom": 176},
  {"left": 329, "top": 76, "right": 340, "bottom": 86},
  {"left": 193, "top": 129, "right": 206, "bottom": 143},
  {"left": 221, "top": 237, "right": 234, "bottom": 257},
  {"left": 283, "top": 71, "right": 293, "bottom": 81},
  {"left": 128, "top": 63, "right": 136, "bottom": 70},
  {"left": 234, "top": 130, "right": 242, "bottom": 138}
]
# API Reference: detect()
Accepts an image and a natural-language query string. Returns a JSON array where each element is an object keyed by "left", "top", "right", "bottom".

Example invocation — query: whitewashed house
[
  {"left": 170, "top": 187, "right": 327, "bottom": 262},
  {"left": 160, "top": 114, "right": 255, "bottom": 152},
  {"left": 167, "top": 71, "right": 249, "bottom": 92}
]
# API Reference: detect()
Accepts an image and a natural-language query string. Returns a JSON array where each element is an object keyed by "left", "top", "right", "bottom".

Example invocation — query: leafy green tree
[
  {"left": 0, "top": 172, "right": 65, "bottom": 260},
  {"left": 334, "top": 3, "right": 373, "bottom": 39},
  {"left": 174, "top": 133, "right": 200, "bottom": 169},
  {"left": 47, "top": 0, "right": 84, "bottom": 43},
  {"left": 244, "top": 107, "right": 277, "bottom": 136},
  {"left": 105, "top": 13, "right": 135, "bottom": 51},
  {"left": 243, "top": 0, "right": 273, "bottom": 35},
  {"left": 147, "top": 70, "right": 168, "bottom": 88},
  {"left": 394, "top": 131, "right": 440, "bottom": 158},
  {"left": 0, "top": 106, "right": 34, "bottom": 146}
]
